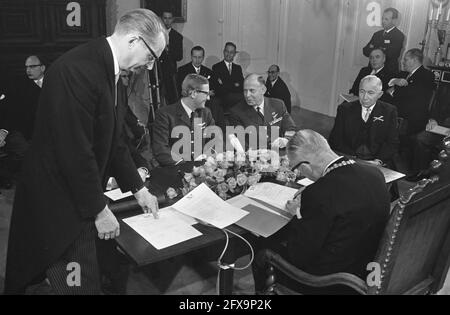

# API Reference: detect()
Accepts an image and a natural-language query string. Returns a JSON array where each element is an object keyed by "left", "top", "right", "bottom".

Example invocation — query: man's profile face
[
  {"left": 25, "top": 56, "right": 45, "bottom": 80},
  {"left": 191, "top": 50, "right": 205, "bottom": 68},
  {"left": 162, "top": 12, "right": 174, "bottom": 29},
  {"left": 193, "top": 84, "right": 210, "bottom": 109},
  {"left": 402, "top": 54, "right": 417, "bottom": 73},
  {"left": 267, "top": 66, "right": 279, "bottom": 82},
  {"left": 382, "top": 11, "right": 395, "bottom": 30},
  {"left": 359, "top": 80, "right": 382, "bottom": 108},
  {"left": 369, "top": 50, "right": 386, "bottom": 70},
  {"left": 244, "top": 78, "right": 265, "bottom": 107},
  {"left": 223, "top": 45, "right": 237, "bottom": 63},
  {"left": 126, "top": 33, "right": 166, "bottom": 71}
]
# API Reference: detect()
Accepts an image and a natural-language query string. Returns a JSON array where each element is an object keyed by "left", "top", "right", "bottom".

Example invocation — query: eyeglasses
[
  {"left": 196, "top": 90, "right": 211, "bottom": 96},
  {"left": 25, "top": 64, "right": 42, "bottom": 69},
  {"left": 138, "top": 36, "right": 158, "bottom": 63},
  {"left": 291, "top": 161, "right": 310, "bottom": 172}
]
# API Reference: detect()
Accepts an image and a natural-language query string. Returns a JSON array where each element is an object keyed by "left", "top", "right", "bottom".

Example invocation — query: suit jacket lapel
[
  {"left": 176, "top": 101, "right": 191, "bottom": 127},
  {"left": 264, "top": 98, "right": 275, "bottom": 125}
]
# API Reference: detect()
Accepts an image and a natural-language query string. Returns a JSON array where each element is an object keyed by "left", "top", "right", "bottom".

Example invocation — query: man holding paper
[{"left": 253, "top": 130, "right": 390, "bottom": 294}]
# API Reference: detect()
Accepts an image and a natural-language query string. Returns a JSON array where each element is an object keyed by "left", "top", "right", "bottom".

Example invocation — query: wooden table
[{"left": 110, "top": 162, "right": 250, "bottom": 295}]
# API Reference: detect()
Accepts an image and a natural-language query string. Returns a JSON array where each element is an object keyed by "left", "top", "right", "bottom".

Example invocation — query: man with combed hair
[
  {"left": 229, "top": 73, "right": 296, "bottom": 149},
  {"left": 5, "top": 9, "right": 167, "bottom": 294},
  {"left": 253, "top": 130, "right": 390, "bottom": 294},
  {"left": 153, "top": 74, "right": 217, "bottom": 166},
  {"left": 329, "top": 75, "right": 399, "bottom": 166}
]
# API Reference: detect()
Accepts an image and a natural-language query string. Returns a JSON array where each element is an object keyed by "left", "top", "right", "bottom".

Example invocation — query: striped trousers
[{"left": 46, "top": 221, "right": 102, "bottom": 295}]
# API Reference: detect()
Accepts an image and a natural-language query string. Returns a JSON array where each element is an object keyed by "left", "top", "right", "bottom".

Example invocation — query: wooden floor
[{"left": 1, "top": 107, "right": 449, "bottom": 295}]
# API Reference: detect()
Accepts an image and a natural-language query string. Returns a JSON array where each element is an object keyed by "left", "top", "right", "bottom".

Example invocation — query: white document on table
[
  {"left": 429, "top": 125, "right": 450, "bottom": 137},
  {"left": 244, "top": 182, "right": 299, "bottom": 210},
  {"left": 122, "top": 207, "right": 201, "bottom": 250},
  {"left": 297, "top": 178, "right": 315, "bottom": 187},
  {"left": 172, "top": 183, "right": 249, "bottom": 229},
  {"left": 104, "top": 188, "right": 133, "bottom": 201}
]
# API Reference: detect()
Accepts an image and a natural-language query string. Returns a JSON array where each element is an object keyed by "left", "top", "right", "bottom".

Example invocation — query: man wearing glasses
[
  {"left": 265, "top": 65, "right": 292, "bottom": 114},
  {"left": 5, "top": 9, "right": 166, "bottom": 295},
  {"left": 0, "top": 55, "right": 45, "bottom": 189},
  {"left": 253, "top": 130, "right": 390, "bottom": 294},
  {"left": 153, "top": 74, "right": 218, "bottom": 166}
]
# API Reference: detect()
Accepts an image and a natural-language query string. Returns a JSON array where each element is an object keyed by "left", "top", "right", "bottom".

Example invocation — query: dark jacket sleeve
[
  {"left": 363, "top": 33, "right": 377, "bottom": 57},
  {"left": 329, "top": 104, "right": 355, "bottom": 156},
  {"left": 47, "top": 62, "right": 108, "bottom": 219},
  {"left": 171, "top": 31, "right": 183, "bottom": 62},
  {"left": 286, "top": 189, "right": 334, "bottom": 270},
  {"left": 349, "top": 69, "right": 365, "bottom": 96},
  {"left": 152, "top": 109, "right": 182, "bottom": 166},
  {"left": 376, "top": 106, "right": 399, "bottom": 163}
]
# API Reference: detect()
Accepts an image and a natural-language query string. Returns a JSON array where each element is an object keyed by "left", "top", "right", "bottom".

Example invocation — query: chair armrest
[{"left": 263, "top": 249, "right": 368, "bottom": 295}]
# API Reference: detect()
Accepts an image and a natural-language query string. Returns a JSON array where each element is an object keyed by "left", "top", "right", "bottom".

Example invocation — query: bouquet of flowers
[{"left": 167, "top": 150, "right": 297, "bottom": 201}]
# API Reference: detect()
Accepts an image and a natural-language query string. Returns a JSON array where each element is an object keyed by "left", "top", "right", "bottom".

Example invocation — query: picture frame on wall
[{"left": 140, "top": 0, "right": 187, "bottom": 23}]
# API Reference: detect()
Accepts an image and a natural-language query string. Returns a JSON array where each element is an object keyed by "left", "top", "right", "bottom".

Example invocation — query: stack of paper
[
  {"left": 244, "top": 182, "right": 299, "bottom": 210},
  {"left": 172, "top": 183, "right": 249, "bottom": 229},
  {"left": 228, "top": 195, "right": 294, "bottom": 238}
]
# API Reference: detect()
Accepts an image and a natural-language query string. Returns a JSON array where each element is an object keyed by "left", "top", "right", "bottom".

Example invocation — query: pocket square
[{"left": 373, "top": 116, "right": 384, "bottom": 122}]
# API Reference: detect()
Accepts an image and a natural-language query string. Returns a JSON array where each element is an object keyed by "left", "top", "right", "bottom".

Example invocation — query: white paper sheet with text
[
  {"left": 172, "top": 184, "right": 249, "bottom": 229},
  {"left": 122, "top": 207, "right": 201, "bottom": 250},
  {"left": 244, "top": 182, "right": 299, "bottom": 210}
]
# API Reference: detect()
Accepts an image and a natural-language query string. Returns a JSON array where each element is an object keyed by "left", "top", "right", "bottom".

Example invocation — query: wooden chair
[{"left": 262, "top": 137, "right": 450, "bottom": 295}]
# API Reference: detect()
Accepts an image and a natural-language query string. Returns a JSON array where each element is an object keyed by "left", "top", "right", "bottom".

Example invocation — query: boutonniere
[{"left": 373, "top": 116, "right": 384, "bottom": 122}]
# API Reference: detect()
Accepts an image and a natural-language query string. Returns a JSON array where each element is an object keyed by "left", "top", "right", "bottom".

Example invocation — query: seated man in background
[
  {"left": 265, "top": 65, "right": 292, "bottom": 113},
  {"left": 408, "top": 100, "right": 450, "bottom": 181},
  {"left": 387, "top": 49, "right": 435, "bottom": 174},
  {"left": 349, "top": 48, "right": 393, "bottom": 102},
  {"left": 0, "top": 55, "right": 45, "bottom": 186},
  {"left": 253, "top": 130, "right": 390, "bottom": 294},
  {"left": 329, "top": 75, "right": 399, "bottom": 167},
  {"left": 229, "top": 74, "right": 296, "bottom": 150},
  {"left": 152, "top": 74, "right": 217, "bottom": 166}
]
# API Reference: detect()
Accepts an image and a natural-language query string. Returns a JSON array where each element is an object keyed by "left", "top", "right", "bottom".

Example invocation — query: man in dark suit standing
[
  {"left": 330, "top": 75, "right": 399, "bottom": 166},
  {"left": 229, "top": 74, "right": 296, "bottom": 150},
  {"left": 349, "top": 48, "right": 394, "bottom": 102},
  {"left": 265, "top": 65, "right": 292, "bottom": 113},
  {"left": 153, "top": 74, "right": 218, "bottom": 166},
  {"left": 159, "top": 9, "right": 183, "bottom": 104},
  {"left": 387, "top": 49, "right": 435, "bottom": 174},
  {"left": 253, "top": 130, "right": 390, "bottom": 294},
  {"left": 177, "top": 46, "right": 213, "bottom": 95},
  {"left": 212, "top": 42, "right": 244, "bottom": 112},
  {"left": 5, "top": 9, "right": 165, "bottom": 295},
  {"left": 363, "top": 8, "right": 405, "bottom": 73},
  {"left": 0, "top": 55, "right": 45, "bottom": 183}
]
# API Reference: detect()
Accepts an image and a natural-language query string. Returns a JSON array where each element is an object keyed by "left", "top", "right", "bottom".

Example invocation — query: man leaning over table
[
  {"left": 252, "top": 130, "right": 390, "bottom": 294},
  {"left": 5, "top": 9, "right": 165, "bottom": 295}
]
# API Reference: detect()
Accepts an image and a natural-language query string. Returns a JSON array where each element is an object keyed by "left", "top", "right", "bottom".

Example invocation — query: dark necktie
[
  {"left": 256, "top": 107, "right": 264, "bottom": 122},
  {"left": 190, "top": 111, "right": 196, "bottom": 129}
]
